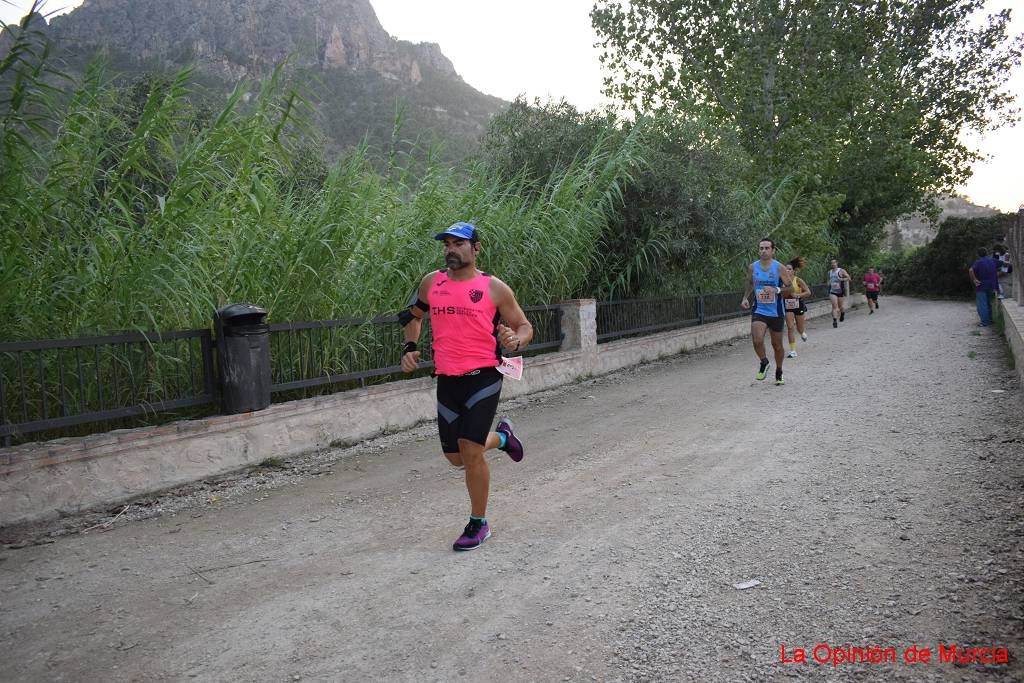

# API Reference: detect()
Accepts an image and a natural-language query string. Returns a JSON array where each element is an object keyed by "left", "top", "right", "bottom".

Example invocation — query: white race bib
[
  {"left": 496, "top": 355, "right": 523, "bottom": 381},
  {"left": 756, "top": 287, "right": 777, "bottom": 304}
]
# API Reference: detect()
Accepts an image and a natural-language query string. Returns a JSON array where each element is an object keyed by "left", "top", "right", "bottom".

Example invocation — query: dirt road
[{"left": 2, "top": 297, "right": 1022, "bottom": 682}]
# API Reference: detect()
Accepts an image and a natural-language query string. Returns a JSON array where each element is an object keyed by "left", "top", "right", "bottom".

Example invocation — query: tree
[
  {"left": 592, "top": 0, "right": 1023, "bottom": 263},
  {"left": 478, "top": 98, "right": 818, "bottom": 297},
  {"left": 477, "top": 96, "right": 618, "bottom": 193}
]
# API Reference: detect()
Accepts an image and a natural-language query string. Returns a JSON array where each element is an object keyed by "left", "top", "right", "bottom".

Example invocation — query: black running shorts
[
  {"left": 785, "top": 300, "right": 807, "bottom": 317},
  {"left": 435, "top": 367, "right": 503, "bottom": 453},
  {"left": 866, "top": 291, "right": 879, "bottom": 301},
  {"left": 751, "top": 313, "right": 785, "bottom": 332}
]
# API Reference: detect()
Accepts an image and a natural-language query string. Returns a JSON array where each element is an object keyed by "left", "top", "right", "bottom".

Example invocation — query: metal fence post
[{"left": 697, "top": 293, "right": 705, "bottom": 325}]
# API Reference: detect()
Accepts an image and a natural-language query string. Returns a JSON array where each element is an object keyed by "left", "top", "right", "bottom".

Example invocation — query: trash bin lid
[{"left": 217, "top": 303, "right": 267, "bottom": 326}]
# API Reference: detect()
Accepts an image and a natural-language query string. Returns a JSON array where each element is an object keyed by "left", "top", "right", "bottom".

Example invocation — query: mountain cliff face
[
  {"left": 47, "top": 0, "right": 454, "bottom": 85},
  {"left": 4, "top": 0, "right": 504, "bottom": 158},
  {"left": 886, "top": 196, "right": 1000, "bottom": 249}
]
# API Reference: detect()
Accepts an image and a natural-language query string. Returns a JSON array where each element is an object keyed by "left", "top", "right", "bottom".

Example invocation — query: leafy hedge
[{"left": 876, "top": 214, "right": 1015, "bottom": 298}]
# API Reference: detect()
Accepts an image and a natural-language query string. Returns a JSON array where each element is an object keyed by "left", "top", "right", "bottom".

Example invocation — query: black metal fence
[
  {"left": 0, "top": 330, "right": 215, "bottom": 446},
  {"left": 597, "top": 284, "right": 838, "bottom": 343},
  {"left": 597, "top": 297, "right": 701, "bottom": 343},
  {"left": 1, "top": 305, "right": 565, "bottom": 446},
  {"left": 269, "top": 304, "right": 563, "bottom": 396},
  {"left": 4, "top": 282, "right": 863, "bottom": 446}
]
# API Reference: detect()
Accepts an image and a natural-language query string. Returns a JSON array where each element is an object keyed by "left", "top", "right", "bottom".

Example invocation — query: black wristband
[{"left": 402, "top": 341, "right": 417, "bottom": 354}]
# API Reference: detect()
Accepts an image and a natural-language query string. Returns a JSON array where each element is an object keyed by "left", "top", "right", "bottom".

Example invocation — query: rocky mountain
[
  {"left": 886, "top": 195, "right": 1000, "bottom": 250},
  {"left": 2, "top": 0, "right": 506, "bottom": 159}
]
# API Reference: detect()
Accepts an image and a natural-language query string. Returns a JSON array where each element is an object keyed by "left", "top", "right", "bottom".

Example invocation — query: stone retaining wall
[{"left": 999, "top": 297, "right": 1024, "bottom": 388}]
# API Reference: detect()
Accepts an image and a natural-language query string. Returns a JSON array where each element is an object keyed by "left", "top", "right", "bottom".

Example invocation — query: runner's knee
[{"left": 458, "top": 440, "right": 486, "bottom": 464}]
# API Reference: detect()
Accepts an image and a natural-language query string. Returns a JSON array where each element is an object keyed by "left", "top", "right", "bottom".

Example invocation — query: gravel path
[{"left": 1, "top": 296, "right": 1022, "bottom": 682}]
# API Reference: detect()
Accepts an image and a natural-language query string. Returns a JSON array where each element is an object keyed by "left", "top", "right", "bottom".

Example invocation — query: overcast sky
[{"left": 1, "top": 0, "right": 1021, "bottom": 212}]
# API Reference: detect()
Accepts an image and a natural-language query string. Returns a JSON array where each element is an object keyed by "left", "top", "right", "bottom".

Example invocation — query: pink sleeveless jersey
[{"left": 429, "top": 270, "right": 501, "bottom": 376}]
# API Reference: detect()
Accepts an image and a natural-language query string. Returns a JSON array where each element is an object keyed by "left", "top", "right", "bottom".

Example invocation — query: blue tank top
[{"left": 752, "top": 260, "right": 784, "bottom": 317}]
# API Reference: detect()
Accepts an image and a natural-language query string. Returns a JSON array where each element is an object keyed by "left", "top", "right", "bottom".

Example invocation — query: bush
[{"left": 880, "top": 214, "right": 1015, "bottom": 297}]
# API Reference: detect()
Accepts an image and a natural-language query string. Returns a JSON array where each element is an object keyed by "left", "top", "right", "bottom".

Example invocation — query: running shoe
[
  {"left": 839, "top": 311, "right": 845, "bottom": 322},
  {"left": 453, "top": 518, "right": 491, "bottom": 551},
  {"left": 775, "top": 372, "right": 785, "bottom": 386},
  {"left": 787, "top": 350, "right": 797, "bottom": 358},
  {"left": 832, "top": 319, "right": 838, "bottom": 328},
  {"left": 800, "top": 332, "right": 808, "bottom": 341},
  {"left": 495, "top": 418, "right": 524, "bottom": 462},
  {"left": 756, "top": 358, "right": 770, "bottom": 381}
]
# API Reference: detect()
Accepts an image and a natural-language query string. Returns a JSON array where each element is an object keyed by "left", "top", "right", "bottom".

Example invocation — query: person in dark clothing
[{"left": 969, "top": 248, "right": 1000, "bottom": 327}]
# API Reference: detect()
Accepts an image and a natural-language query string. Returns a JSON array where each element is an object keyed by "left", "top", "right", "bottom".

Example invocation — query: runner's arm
[
  {"left": 400, "top": 273, "right": 433, "bottom": 372},
  {"left": 491, "top": 278, "right": 533, "bottom": 352},
  {"left": 402, "top": 273, "right": 433, "bottom": 341},
  {"left": 778, "top": 266, "right": 794, "bottom": 297},
  {"left": 741, "top": 266, "right": 754, "bottom": 309}
]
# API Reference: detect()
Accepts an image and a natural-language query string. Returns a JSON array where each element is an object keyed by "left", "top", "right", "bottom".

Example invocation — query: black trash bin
[{"left": 214, "top": 304, "right": 271, "bottom": 414}]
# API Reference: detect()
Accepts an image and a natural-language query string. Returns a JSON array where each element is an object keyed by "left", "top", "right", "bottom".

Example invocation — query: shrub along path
[{"left": 1, "top": 297, "right": 1022, "bottom": 681}]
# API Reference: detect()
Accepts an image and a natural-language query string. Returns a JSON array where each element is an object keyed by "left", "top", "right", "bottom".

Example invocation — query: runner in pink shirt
[
  {"left": 400, "top": 222, "right": 533, "bottom": 551},
  {"left": 863, "top": 267, "right": 881, "bottom": 314}
]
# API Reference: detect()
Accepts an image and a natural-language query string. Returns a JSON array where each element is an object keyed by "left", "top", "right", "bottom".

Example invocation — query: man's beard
[{"left": 446, "top": 254, "right": 468, "bottom": 270}]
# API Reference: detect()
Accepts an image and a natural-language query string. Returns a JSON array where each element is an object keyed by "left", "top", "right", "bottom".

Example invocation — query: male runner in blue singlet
[{"left": 741, "top": 238, "right": 794, "bottom": 385}]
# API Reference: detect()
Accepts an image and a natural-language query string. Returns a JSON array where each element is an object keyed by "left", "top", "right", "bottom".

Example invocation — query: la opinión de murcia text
[{"left": 780, "top": 643, "right": 1009, "bottom": 668}]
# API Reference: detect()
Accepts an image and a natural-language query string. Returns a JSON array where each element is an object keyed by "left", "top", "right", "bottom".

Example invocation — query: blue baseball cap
[{"left": 434, "top": 221, "right": 478, "bottom": 241}]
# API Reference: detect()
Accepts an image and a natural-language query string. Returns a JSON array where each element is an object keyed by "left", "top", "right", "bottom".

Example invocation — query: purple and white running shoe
[
  {"left": 495, "top": 418, "right": 524, "bottom": 462},
  {"left": 453, "top": 518, "right": 491, "bottom": 551}
]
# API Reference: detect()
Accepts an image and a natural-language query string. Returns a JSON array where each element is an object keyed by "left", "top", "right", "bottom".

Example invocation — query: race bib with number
[
  {"left": 756, "top": 287, "right": 777, "bottom": 304},
  {"left": 496, "top": 355, "right": 523, "bottom": 381},
  {"left": 784, "top": 298, "right": 799, "bottom": 310}
]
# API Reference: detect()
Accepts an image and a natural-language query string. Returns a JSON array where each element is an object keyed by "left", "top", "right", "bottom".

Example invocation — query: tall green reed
[{"left": 0, "top": 56, "right": 634, "bottom": 342}]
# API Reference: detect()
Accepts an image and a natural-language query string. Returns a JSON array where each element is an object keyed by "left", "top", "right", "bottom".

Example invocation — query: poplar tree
[{"left": 592, "top": 0, "right": 1023, "bottom": 260}]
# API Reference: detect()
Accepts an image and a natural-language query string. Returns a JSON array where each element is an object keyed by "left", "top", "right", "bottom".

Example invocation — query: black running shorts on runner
[
  {"left": 436, "top": 367, "right": 503, "bottom": 453},
  {"left": 751, "top": 313, "right": 785, "bottom": 332},
  {"left": 866, "top": 291, "right": 879, "bottom": 301}
]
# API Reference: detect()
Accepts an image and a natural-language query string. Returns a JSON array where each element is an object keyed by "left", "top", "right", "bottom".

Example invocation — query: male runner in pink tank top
[{"left": 399, "top": 222, "right": 534, "bottom": 551}]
